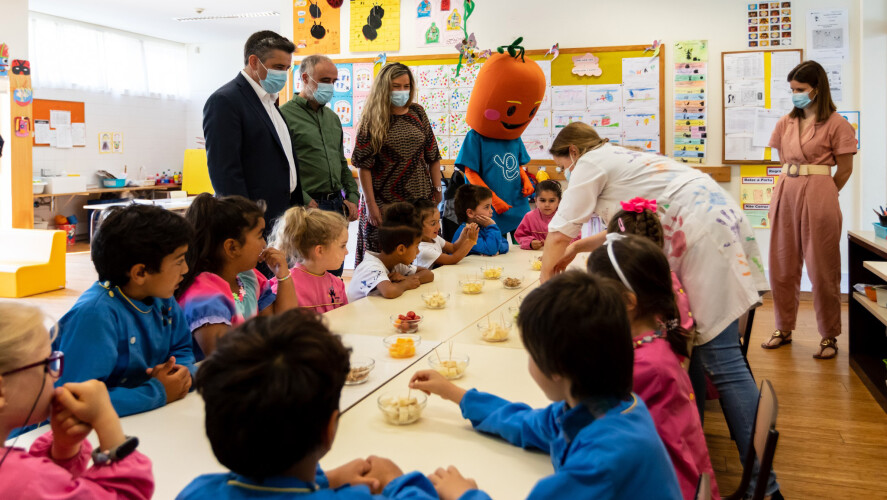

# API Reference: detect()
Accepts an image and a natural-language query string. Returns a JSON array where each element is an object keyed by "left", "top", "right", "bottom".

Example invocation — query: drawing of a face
[{"left": 465, "top": 53, "right": 546, "bottom": 140}]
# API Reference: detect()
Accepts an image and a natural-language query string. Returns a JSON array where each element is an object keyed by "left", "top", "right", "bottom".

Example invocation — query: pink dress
[
  {"left": 515, "top": 208, "right": 554, "bottom": 249},
  {"left": 0, "top": 431, "right": 154, "bottom": 499},
  {"left": 672, "top": 271, "right": 695, "bottom": 333},
  {"left": 283, "top": 264, "right": 348, "bottom": 314},
  {"left": 634, "top": 334, "right": 719, "bottom": 500}
]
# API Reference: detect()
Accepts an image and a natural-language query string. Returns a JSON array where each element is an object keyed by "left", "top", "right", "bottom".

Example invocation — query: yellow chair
[
  {"left": 182, "top": 149, "right": 215, "bottom": 196},
  {"left": 0, "top": 229, "right": 67, "bottom": 298}
]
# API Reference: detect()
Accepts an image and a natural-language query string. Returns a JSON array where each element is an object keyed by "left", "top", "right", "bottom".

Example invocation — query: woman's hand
[
  {"left": 368, "top": 202, "right": 383, "bottom": 227},
  {"left": 553, "top": 241, "right": 579, "bottom": 273},
  {"left": 433, "top": 190, "right": 443, "bottom": 205}
]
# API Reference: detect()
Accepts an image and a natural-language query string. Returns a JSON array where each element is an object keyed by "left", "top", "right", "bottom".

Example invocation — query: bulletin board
[
  {"left": 720, "top": 49, "right": 802, "bottom": 164},
  {"left": 31, "top": 99, "right": 86, "bottom": 147},
  {"left": 287, "top": 44, "right": 665, "bottom": 169}
]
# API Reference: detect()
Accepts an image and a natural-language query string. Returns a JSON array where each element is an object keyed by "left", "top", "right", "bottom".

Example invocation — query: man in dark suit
[{"left": 203, "top": 30, "right": 303, "bottom": 228}]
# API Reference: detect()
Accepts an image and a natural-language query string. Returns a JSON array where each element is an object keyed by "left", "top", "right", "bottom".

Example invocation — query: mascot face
[{"left": 465, "top": 53, "right": 546, "bottom": 140}]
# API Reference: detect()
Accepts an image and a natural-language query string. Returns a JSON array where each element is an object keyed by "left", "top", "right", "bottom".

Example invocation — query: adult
[
  {"left": 203, "top": 30, "right": 303, "bottom": 228},
  {"left": 351, "top": 63, "right": 442, "bottom": 265},
  {"left": 760, "top": 61, "right": 856, "bottom": 359},
  {"left": 280, "top": 55, "right": 360, "bottom": 276},
  {"left": 541, "top": 122, "right": 778, "bottom": 499}
]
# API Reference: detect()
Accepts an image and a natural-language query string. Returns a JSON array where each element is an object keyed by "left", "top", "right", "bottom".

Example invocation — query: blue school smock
[
  {"left": 177, "top": 465, "right": 438, "bottom": 499},
  {"left": 455, "top": 130, "right": 532, "bottom": 234},
  {"left": 455, "top": 389, "right": 682, "bottom": 500},
  {"left": 453, "top": 223, "right": 509, "bottom": 256},
  {"left": 54, "top": 281, "right": 198, "bottom": 417}
]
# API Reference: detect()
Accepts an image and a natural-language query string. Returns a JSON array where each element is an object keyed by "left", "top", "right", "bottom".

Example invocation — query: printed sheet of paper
[
  {"left": 49, "top": 110, "right": 71, "bottom": 128},
  {"left": 724, "top": 52, "right": 765, "bottom": 81},
  {"left": 725, "top": 107, "right": 759, "bottom": 135},
  {"left": 55, "top": 125, "right": 73, "bottom": 149},
  {"left": 725, "top": 134, "right": 764, "bottom": 161},
  {"left": 34, "top": 121, "right": 51, "bottom": 145},
  {"left": 71, "top": 123, "right": 86, "bottom": 147},
  {"left": 752, "top": 108, "right": 782, "bottom": 147},
  {"left": 725, "top": 81, "right": 766, "bottom": 107},
  {"left": 807, "top": 9, "right": 849, "bottom": 61}
]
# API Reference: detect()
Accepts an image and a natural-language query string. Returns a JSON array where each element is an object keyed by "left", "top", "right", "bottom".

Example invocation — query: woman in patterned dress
[{"left": 352, "top": 63, "right": 442, "bottom": 265}]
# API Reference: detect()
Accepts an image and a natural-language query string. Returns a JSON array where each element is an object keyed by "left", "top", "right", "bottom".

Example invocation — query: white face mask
[{"left": 563, "top": 154, "right": 577, "bottom": 182}]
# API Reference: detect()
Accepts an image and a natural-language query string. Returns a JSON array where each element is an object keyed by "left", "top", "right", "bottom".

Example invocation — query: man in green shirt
[{"left": 280, "top": 54, "right": 359, "bottom": 228}]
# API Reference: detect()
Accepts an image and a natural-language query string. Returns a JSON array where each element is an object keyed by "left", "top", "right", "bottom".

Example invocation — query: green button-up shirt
[{"left": 279, "top": 95, "right": 360, "bottom": 204}]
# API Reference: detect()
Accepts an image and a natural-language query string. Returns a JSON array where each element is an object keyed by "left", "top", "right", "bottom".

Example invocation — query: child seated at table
[
  {"left": 178, "top": 309, "right": 438, "bottom": 499},
  {"left": 514, "top": 180, "right": 564, "bottom": 250},
  {"left": 410, "top": 271, "right": 682, "bottom": 500},
  {"left": 53, "top": 205, "right": 197, "bottom": 418},
  {"left": 0, "top": 303, "right": 153, "bottom": 499},
  {"left": 452, "top": 185, "right": 509, "bottom": 256},
  {"left": 347, "top": 203, "right": 434, "bottom": 302},
  {"left": 588, "top": 234, "right": 718, "bottom": 500},
  {"left": 269, "top": 206, "right": 349, "bottom": 314},
  {"left": 413, "top": 198, "right": 478, "bottom": 268},
  {"left": 176, "top": 193, "right": 297, "bottom": 360}
]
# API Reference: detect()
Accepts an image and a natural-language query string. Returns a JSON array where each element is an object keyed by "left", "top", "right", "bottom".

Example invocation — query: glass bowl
[
  {"left": 477, "top": 318, "right": 512, "bottom": 343},
  {"left": 500, "top": 274, "right": 524, "bottom": 289},
  {"left": 390, "top": 313, "right": 422, "bottom": 333},
  {"left": 345, "top": 356, "right": 375, "bottom": 385},
  {"left": 428, "top": 352, "right": 470, "bottom": 380},
  {"left": 529, "top": 258, "right": 543, "bottom": 271},
  {"left": 480, "top": 264, "right": 504, "bottom": 280},
  {"left": 421, "top": 291, "right": 451, "bottom": 309},
  {"left": 378, "top": 390, "right": 427, "bottom": 425},
  {"left": 459, "top": 277, "right": 485, "bottom": 295},
  {"left": 383, "top": 334, "right": 421, "bottom": 358}
]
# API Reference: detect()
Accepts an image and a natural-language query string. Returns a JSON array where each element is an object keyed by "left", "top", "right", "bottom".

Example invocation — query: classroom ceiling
[{"left": 29, "top": 0, "right": 282, "bottom": 44}]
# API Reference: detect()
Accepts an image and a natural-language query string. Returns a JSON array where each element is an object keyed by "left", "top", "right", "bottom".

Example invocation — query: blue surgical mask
[
  {"left": 257, "top": 61, "right": 288, "bottom": 94},
  {"left": 391, "top": 90, "right": 410, "bottom": 107},
  {"left": 310, "top": 77, "right": 335, "bottom": 105},
  {"left": 564, "top": 157, "right": 576, "bottom": 182},
  {"left": 792, "top": 91, "right": 813, "bottom": 109}
]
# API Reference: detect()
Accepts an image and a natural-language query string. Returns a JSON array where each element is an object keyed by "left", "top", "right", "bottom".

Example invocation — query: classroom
[{"left": 1, "top": 0, "right": 886, "bottom": 499}]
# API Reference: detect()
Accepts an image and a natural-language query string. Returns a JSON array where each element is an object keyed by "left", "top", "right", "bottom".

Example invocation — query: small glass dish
[
  {"left": 529, "top": 258, "right": 543, "bottom": 271},
  {"left": 500, "top": 274, "right": 524, "bottom": 289},
  {"left": 421, "top": 291, "right": 450, "bottom": 309},
  {"left": 477, "top": 318, "right": 512, "bottom": 343},
  {"left": 428, "top": 352, "right": 470, "bottom": 380},
  {"left": 390, "top": 313, "right": 422, "bottom": 333},
  {"left": 509, "top": 305, "right": 520, "bottom": 322},
  {"left": 345, "top": 356, "right": 375, "bottom": 385},
  {"left": 378, "top": 391, "right": 427, "bottom": 425},
  {"left": 480, "top": 264, "right": 504, "bottom": 280},
  {"left": 459, "top": 277, "right": 485, "bottom": 295},
  {"left": 383, "top": 334, "right": 421, "bottom": 358}
]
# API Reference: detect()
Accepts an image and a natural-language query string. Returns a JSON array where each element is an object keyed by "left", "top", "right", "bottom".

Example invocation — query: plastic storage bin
[
  {"left": 102, "top": 178, "right": 126, "bottom": 188},
  {"left": 874, "top": 222, "right": 887, "bottom": 240}
]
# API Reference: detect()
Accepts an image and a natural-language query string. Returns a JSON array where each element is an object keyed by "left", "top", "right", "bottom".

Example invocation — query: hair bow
[{"left": 620, "top": 197, "right": 657, "bottom": 213}]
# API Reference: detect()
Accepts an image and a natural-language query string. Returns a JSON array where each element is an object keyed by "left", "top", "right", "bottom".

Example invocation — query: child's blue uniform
[
  {"left": 453, "top": 224, "right": 509, "bottom": 256},
  {"left": 455, "top": 389, "right": 682, "bottom": 500},
  {"left": 177, "top": 466, "right": 438, "bottom": 499},
  {"left": 54, "top": 281, "right": 198, "bottom": 417}
]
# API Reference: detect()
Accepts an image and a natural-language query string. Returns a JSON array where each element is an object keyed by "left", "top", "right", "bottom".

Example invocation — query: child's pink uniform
[
  {"left": 672, "top": 271, "right": 694, "bottom": 332},
  {"left": 634, "top": 334, "right": 719, "bottom": 500},
  {"left": 514, "top": 208, "right": 554, "bottom": 249},
  {"left": 285, "top": 264, "right": 348, "bottom": 313},
  {"left": 0, "top": 431, "right": 154, "bottom": 499}
]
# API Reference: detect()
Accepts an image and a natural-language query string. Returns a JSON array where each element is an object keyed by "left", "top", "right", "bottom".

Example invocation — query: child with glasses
[{"left": 0, "top": 303, "right": 153, "bottom": 498}]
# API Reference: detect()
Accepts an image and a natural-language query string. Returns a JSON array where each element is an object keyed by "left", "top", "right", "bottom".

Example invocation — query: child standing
[
  {"left": 514, "top": 180, "right": 563, "bottom": 250},
  {"left": 587, "top": 234, "right": 718, "bottom": 500},
  {"left": 270, "top": 206, "right": 350, "bottom": 314},
  {"left": 452, "top": 184, "right": 509, "bottom": 256},
  {"left": 410, "top": 271, "right": 681, "bottom": 500},
  {"left": 413, "top": 198, "right": 479, "bottom": 268},
  {"left": 347, "top": 203, "right": 434, "bottom": 301},
  {"left": 53, "top": 205, "right": 196, "bottom": 418},
  {"left": 178, "top": 309, "right": 439, "bottom": 499},
  {"left": 177, "top": 193, "right": 297, "bottom": 360},
  {"left": 0, "top": 304, "right": 153, "bottom": 499}
]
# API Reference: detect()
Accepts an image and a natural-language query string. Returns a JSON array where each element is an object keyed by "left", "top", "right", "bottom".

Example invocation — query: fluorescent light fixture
[{"left": 174, "top": 11, "right": 279, "bottom": 22}]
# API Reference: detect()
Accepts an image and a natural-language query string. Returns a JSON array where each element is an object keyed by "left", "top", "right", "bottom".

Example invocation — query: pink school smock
[{"left": 283, "top": 264, "right": 348, "bottom": 314}]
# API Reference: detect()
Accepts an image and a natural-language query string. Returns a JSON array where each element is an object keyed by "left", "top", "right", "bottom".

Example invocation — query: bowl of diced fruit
[
  {"left": 391, "top": 311, "right": 422, "bottom": 333},
  {"left": 529, "top": 257, "right": 543, "bottom": 271},
  {"left": 477, "top": 318, "right": 512, "bottom": 343},
  {"left": 480, "top": 265, "right": 504, "bottom": 279},
  {"left": 378, "top": 391, "right": 427, "bottom": 425},
  {"left": 421, "top": 291, "right": 450, "bottom": 309},
  {"left": 428, "top": 352, "right": 470, "bottom": 380},
  {"left": 459, "top": 276, "right": 485, "bottom": 295},
  {"left": 383, "top": 334, "right": 421, "bottom": 358}
]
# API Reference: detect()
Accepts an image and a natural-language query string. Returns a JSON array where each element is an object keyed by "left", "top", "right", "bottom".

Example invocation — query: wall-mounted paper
[
  {"left": 586, "top": 85, "right": 623, "bottom": 110},
  {"left": 723, "top": 52, "right": 765, "bottom": 81},
  {"left": 807, "top": 9, "right": 849, "bottom": 61},
  {"left": 725, "top": 107, "right": 759, "bottom": 135},
  {"left": 552, "top": 86, "right": 586, "bottom": 111},
  {"left": 71, "top": 123, "right": 86, "bottom": 147},
  {"left": 752, "top": 108, "right": 782, "bottom": 147},
  {"left": 49, "top": 110, "right": 71, "bottom": 128},
  {"left": 725, "top": 134, "right": 764, "bottom": 160}
]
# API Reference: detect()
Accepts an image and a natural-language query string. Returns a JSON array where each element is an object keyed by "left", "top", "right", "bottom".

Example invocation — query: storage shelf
[
  {"left": 34, "top": 184, "right": 182, "bottom": 199},
  {"left": 853, "top": 292, "right": 887, "bottom": 328},
  {"left": 864, "top": 261, "right": 887, "bottom": 283}
]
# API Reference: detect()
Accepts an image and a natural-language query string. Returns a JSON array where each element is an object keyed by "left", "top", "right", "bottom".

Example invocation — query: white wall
[{"left": 184, "top": 41, "right": 244, "bottom": 149}]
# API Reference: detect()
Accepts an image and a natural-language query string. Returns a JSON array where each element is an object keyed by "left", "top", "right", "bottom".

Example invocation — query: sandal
[
  {"left": 761, "top": 329, "right": 792, "bottom": 349},
  {"left": 813, "top": 338, "right": 838, "bottom": 360}
]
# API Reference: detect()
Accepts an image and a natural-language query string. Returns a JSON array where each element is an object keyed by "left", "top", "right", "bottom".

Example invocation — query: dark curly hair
[
  {"left": 378, "top": 202, "right": 423, "bottom": 254},
  {"left": 607, "top": 208, "right": 664, "bottom": 249}
]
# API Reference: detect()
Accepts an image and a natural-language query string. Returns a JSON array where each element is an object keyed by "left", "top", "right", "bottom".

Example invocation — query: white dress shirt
[{"left": 240, "top": 69, "right": 298, "bottom": 193}]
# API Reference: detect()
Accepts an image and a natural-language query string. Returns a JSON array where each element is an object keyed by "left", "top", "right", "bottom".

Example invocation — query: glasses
[{"left": 1, "top": 351, "right": 64, "bottom": 379}]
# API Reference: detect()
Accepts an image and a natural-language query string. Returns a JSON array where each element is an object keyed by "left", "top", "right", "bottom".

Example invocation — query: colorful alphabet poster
[
  {"left": 292, "top": 0, "right": 341, "bottom": 54},
  {"left": 351, "top": 0, "right": 401, "bottom": 52},
  {"left": 672, "top": 40, "right": 708, "bottom": 164}
]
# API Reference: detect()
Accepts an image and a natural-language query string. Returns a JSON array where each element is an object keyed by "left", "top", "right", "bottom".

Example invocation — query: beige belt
[{"left": 781, "top": 164, "right": 831, "bottom": 177}]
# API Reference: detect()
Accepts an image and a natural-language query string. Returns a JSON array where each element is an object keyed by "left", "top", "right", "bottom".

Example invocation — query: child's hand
[
  {"left": 409, "top": 370, "right": 467, "bottom": 404},
  {"left": 326, "top": 458, "right": 380, "bottom": 492},
  {"left": 466, "top": 223, "right": 480, "bottom": 242},
  {"left": 260, "top": 247, "right": 289, "bottom": 279},
  {"left": 146, "top": 357, "right": 191, "bottom": 403},
  {"left": 530, "top": 240, "right": 544, "bottom": 250},
  {"left": 474, "top": 215, "right": 495, "bottom": 227},
  {"left": 403, "top": 275, "right": 421, "bottom": 290},
  {"left": 53, "top": 381, "right": 126, "bottom": 454},
  {"left": 49, "top": 400, "right": 91, "bottom": 460},
  {"left": 428, "top": 466, "right": 479, "bottom": 500},
  {"left": 388, "top": 271, "right": 406, "bottom": 283},
  {"left": 364, "top": 455, "right": 404, "bottom": 493}
]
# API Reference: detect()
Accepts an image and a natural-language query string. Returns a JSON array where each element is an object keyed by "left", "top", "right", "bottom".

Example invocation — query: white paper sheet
[
  {"left": 725, "top": 107, "right": 759, "bottom": 135},
  {"left": 723, "top": 52, "right": 765, "bottom": 81},
  {"left": 34, "top": 121, "right": 51, "bottom": 145},
  {"left": 807, "top": 9, "right": 849, "bottom": 61},
  {"left": 586, "top": 85, "right": 623, "bottom": 111},
  {"left": 49, "top": 110, "right": 71, "bottom": 128},
  {"left": 55, "top": 125, "right": 73, "bottom": 149},
  {"left": 71, "top": 124, "right": 86, "bottom": 146},
  {"left": 551, "top": 86, "right": 586, "bottom": 111},
  {"left": 725, "top": 134, "right": 764, "bottom": 161},
  {"left": 622, "top": 57, "right": 659, "bottom": 85},
  {"left": 822, "top": 61, "right": 843, "bottom": 103},
  {"left": 725, "top": 81, "right": 765, "bottom": 107},
  {"left": 752, "top": 108, "right": 782, "bottom": 147}
]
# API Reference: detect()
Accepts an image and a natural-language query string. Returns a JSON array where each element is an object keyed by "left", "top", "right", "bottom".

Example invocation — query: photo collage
[{"left": 748, "top": 2, "right": 792, "bottom": 48}]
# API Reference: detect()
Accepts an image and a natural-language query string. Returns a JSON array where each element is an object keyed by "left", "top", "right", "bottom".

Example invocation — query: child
[
  {"left": 347, "top": 203, "right": 434, "bottom": 301},
  {"left": 53, "top": 204, "right": 197, "bottom": 418},
  {"left": 410, "top": 271, "right": 682, "bottom": 500},
  {"left": 269, "top": 206, "right": 350, "bottom": 314},
  {"left": 606, "top": 197, "right": 694, "bottom": 333},
  {"left": 178, "top": 309, "right": 439, "bottom": 499},
  {"left": 587, "top": 234, "right": 718, "bottom": 500},
  {"left": 0, "top": 304, "right": 153, "bottom": 498},
  {"left": 452, "top": 184, "right": 509, "bottom": 256},
  {"left": 176, "top": 193, "right": 297, "bottom": 360},
  {"left": 514, "top": 180, "right": 563, "bottom": 250},
  {"left": 413, "top": 198, "right": 479, "bottom": 268}
]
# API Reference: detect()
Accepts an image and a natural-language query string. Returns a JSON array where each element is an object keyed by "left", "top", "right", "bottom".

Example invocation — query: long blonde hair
[
  {"left": 549, "top": 122, "right": 608, "bottom": 158},
  {"left": 358, "top": 63, "right": 416, "bottom": 155},
  {"left": 0, "top": 303, "right": 49, "bottom": 373},
  {"left": 270, "top": 206, "right": 349, "bottom": 264}
]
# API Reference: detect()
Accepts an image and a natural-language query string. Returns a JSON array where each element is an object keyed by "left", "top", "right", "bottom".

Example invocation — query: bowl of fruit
[
  {"left": 459, "top": 276, "right": 485, "bottom": 295},
  {"left": 345, "top": 356, "right": 374, "bottom": 385},
  {"left": 428, "top": 352, "right": 470, "bottom": 380},
  {"left": 383, "top": 334, "right": 421, "bottom": 358},
  {"left": 500, "top": 274, "right": 524, "bottom": 289},
  {"left": 529, "top": 257, "right": 543, "bottom": 271},
  {"left": 421, "top": 291, "right": 450, "bottom": 309},
  {"left": 481, "top": 265, "right": 504, "bottom": 280},
  {"left": 477, "top": 318, "right": 512, "bottom": 343},
  {"left": 378, "top": 391, "right": 427, "bottom": 425},
  {"left": 391, "top": 311, "right": 422, "bottom": 333}
]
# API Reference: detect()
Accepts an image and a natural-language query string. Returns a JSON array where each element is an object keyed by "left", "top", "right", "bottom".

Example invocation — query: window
[{"left": 29, "top": 14, "right": 190, "bottom": 99}]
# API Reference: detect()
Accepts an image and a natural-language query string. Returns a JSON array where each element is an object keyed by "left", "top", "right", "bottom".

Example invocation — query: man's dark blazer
[{"left": 203, "top": 72, "right": 304, "bottom": 226}]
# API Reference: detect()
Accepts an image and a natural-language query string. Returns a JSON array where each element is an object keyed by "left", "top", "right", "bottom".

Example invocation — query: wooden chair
[
  {"left": 695, "top": 473, "right": 711, "bottom": 500},
  {"left": 724, "top": 379, "right": 780, "bottom": 500}
]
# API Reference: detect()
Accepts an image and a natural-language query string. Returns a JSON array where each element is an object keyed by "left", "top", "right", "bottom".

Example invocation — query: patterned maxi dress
[{"left": 352, "top": 103, "right": 441, "bottom": 264}]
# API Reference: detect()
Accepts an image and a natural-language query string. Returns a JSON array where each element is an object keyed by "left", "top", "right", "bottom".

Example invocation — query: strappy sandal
[
  {"left": 813, "top": 337, "right": 838, "bottom": 360},
  {"left": 761, "top": 329, "right": 792, "bottom": 349}
]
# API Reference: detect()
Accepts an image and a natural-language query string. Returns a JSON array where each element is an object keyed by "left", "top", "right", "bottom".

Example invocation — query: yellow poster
[
  {"left": 293, "top": 0, "right": 341, "bottom": 55},
  {"left": 739, "top": 165, "right": 781, "bottom": 228},
  {"left": 350, "top": 0, "right": 401, "bottom": 52}
]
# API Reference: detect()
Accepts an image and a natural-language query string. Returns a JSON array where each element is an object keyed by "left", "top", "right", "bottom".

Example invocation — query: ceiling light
[{"left": 174, "top": 11, "right": 279, "bottom": 22}]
